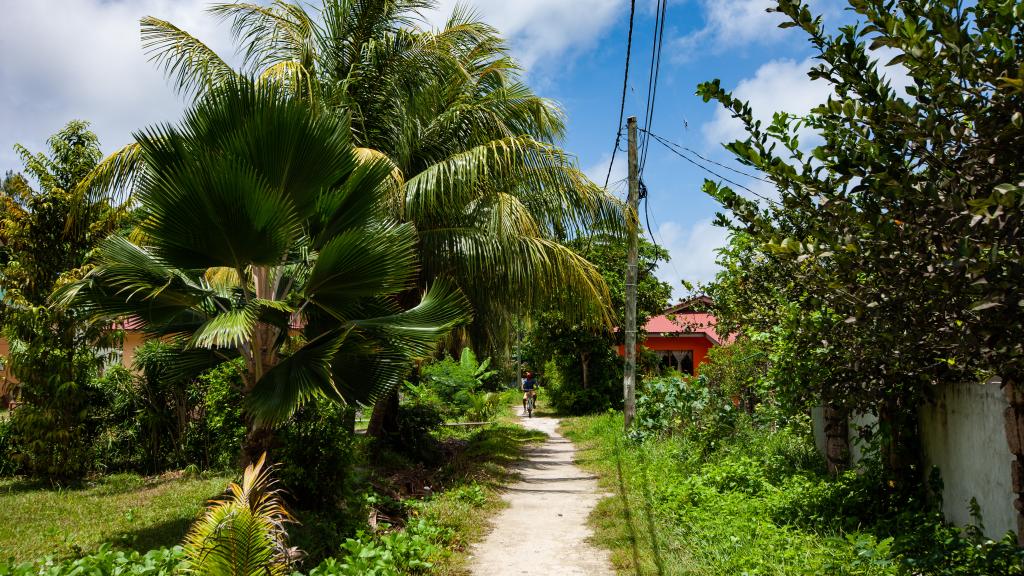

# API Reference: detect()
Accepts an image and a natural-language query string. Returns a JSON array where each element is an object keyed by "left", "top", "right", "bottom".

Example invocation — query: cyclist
[{"left": 521, "top": 371, "right": 537, "bottom": 414}]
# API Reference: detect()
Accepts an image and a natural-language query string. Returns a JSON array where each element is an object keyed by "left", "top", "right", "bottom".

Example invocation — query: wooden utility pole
[{"left": 623, "top": 116, "right": 639, "bottom": 429}]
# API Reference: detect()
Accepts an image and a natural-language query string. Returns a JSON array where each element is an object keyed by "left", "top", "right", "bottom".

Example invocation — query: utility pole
[{"left": 623, "top": 116, "right": 639, "bottom": 429}]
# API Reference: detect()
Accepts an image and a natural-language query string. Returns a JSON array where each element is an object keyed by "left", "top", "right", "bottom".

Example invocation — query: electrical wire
[
  {"left": 639, "top": 0, "right": 668, "bottom": 175},
  {"left": 643, "top": 129, "right": 782, "bottom": 206},
  {"left": 603, "top": 0, "right": 637, "bottom": 191},
  {"left": 640, "top": 128, "right": 775, "bottom": 184}
]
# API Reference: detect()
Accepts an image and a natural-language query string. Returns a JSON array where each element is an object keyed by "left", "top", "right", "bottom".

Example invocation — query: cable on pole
[
  {"left": 639, "top": 0, "right": 668, "bottom": 175},
  {"left": 603, "top": 0, "right": 637, "bottom": 191}
]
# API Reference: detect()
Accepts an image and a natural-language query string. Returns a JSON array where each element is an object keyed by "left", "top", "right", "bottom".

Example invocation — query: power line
[
  {"left": 639, "top": 0, "right": 668, "bottom": 175},
  {"left": 603, "top": 0, "right": 637, "bottom": 191},
  {"left": 641, "top": 128, "right": 775, "bottom": 184},
  {"left": 642, "top": 129, "right": 781, "bottom": 206}
]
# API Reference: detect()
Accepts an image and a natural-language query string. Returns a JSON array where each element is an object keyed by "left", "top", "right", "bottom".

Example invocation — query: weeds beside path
[{"left": 562, "top": 413, "right": 888, "bottom": 576}]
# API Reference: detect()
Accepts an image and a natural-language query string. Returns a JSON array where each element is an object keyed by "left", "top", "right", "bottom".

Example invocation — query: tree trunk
[
  {"left": 367, "top": 388, "right": 400, "bottom": 438},
  {"left": 1002, "top": 378, "right": 1024, "bottom": 546},
  {"left": 241, "top": 424, "right": 275, "bottom": 468},
  {"left": 877, "top": 394, "right": 920, "bottom": 494},
  {"left": 823, "top": 404, "right": 849, "bottom": 476},
  {"left": 580, "top": 353, "right": 590, "bottom": 390}
]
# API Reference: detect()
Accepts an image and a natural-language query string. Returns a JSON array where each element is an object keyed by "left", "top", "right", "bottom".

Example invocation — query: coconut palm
[
  {"left": 58, "top": 80, "right": 470, "bottom": 461},
  {"left": 85, "top": 0, "right": 622, "bottom": 353}
]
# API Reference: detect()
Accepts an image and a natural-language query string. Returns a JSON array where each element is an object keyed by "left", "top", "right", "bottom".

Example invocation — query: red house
[{"left": 616, "top": 297, "right": 733, "bottom": 377}]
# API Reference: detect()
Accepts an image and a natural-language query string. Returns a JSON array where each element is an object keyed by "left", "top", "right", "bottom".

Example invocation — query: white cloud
[
  {"left": 584, "top": 151, "right": 629, "bottom": 198},
  {"left": 702, "top": 57, "right": 832, "bottom": 148},
  {"left": 673, "top": 0, "right": 789, "bottom": 57},
  {"left": 0, "top": 0, "right": 236, "bottom": 171},
  {"left": 423, "top": 0, "right": 624, "bottom": 73},
  {"left": 654, "top": 218, "right": 729, "bottom": 298}
]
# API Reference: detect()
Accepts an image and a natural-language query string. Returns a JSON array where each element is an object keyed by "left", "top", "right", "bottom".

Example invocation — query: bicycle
[{"left": 525, "top": 391, "right": 536, "bottom": 418}]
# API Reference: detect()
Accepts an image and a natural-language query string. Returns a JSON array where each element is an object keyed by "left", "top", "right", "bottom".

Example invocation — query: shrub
[
  {"left": 0, "top": 545, "right": 185, "bottom": 576},
  {"left": 544, "top": 351, "right": 622, "bottom": 416},
  {"left": 277, "top": 399, "right": 360, "bottom": 509},
  {"left": 91, "top": 347, "right": 245, "bottom": 474},
  {"left": 182, "top": 360, "right": 245, "bottom": 471},
  {"left": 0, "top": 416, "right": 20, "bottom": 477},
  {"left": 631, "top": 375, "right": 738, "bottom": 444},
  {"left": 377, "top": 402, "right": 444, "bottom": 464},
  {"left": 90, "top": 365, "right": 146, "bottom": 473},
  {"left": 303, "top": 519, "right": 449, "bottom": 576},
  {"left": 420, "top": 348, "right": 497, "bottom": 419}
]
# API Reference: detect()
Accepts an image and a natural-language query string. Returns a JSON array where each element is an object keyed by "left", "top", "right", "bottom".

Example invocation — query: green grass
[
  {"left": 0, "top": 471, "right": 233, "bottom": 562},
  {"left": 561, "top": 413, "right": 887, "bottom": 576}
]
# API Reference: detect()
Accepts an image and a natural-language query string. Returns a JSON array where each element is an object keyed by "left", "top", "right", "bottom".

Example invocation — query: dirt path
[{"left": 468, "top": 413, "right": 614, "bottom": 576}]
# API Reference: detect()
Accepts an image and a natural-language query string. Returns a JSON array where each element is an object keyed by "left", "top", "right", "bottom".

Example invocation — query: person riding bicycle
[{"left": 521, "top": 371, "right": 537, "bottom": 414}]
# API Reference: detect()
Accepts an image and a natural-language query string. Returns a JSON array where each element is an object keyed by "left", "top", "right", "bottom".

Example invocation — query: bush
[
  {"left": 419, "top": 348, "right": 497, "bottom": 420},
  {"left": 632, "top": 375, "right": 738, "bottom": 444},
  {"left": 90, "top": 348, "right": 246, "bottom": 474},
  {"left": 303, "top": 519, "right": 449, "bottom": 576},
  {"left": 544, "top": 349, "right": 622, "bottom": 415},
  {"left": 0, "top": 416, "right": 19, "bottom": 477},
  {"left": 90, "top": 365, "right": 144, "bottom": 473},
  {"left": 182, "top": 360, "right": 246, "bottom": 471},
  {"left": 277, "top": 399, "right": 360, "bottom": 509},
  {"left": 377, "top": 402, "right": 444, "bottom": 464}
]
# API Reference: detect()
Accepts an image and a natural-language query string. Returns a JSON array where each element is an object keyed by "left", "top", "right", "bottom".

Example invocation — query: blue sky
[{"left": 0, "top": 0, "right": 844, "bottom": 298}]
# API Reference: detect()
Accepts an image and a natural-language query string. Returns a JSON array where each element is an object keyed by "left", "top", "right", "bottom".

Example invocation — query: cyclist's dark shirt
[{"left": 522, "top": 378, "right": 536, "bottom": 391}]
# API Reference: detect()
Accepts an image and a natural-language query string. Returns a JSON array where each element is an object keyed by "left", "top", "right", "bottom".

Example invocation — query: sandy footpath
[{"left": 468, "top": 413, "right": 614, "bottom": 576}]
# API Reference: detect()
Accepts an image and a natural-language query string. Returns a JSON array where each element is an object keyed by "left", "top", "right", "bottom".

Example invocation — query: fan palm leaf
[{"left": 58, "top": 80, "right": 470, "bottom": 440}]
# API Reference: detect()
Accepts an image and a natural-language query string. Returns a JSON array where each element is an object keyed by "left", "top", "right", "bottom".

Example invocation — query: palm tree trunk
[
  {"left": 242, "top": 424, "right": 275, "bottom": 467},
  {"left": 367, "top": 388, "right": 400, "bottom": 438}
]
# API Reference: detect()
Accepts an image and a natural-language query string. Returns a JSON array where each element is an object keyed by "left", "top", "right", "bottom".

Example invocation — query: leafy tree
[
  {"left": 60, "top": 81, "right": 470, "bottom": 463},
  {"left": 0, "top": 122, "right": 120, "bottom": 480},
  {"left": 698, "top": 0, "right": 1023, "bottom": 502},
  {"left": 527, "top": 234, "right": 673, "bottom": 414}
]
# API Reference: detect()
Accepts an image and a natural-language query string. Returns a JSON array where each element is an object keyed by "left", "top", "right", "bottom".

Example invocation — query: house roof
[{"left": 643, "top": 297, "right": 734, "bottom": 345}]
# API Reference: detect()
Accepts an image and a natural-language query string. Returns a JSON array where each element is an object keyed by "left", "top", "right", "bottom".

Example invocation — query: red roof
[{"left": 643, "top": 297, "right": 735, "bottom": 345}]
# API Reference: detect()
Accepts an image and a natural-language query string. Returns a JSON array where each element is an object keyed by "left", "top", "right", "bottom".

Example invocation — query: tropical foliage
[
  {"left": 699, "top": 0, "right": 1024, "bottom": 419},
  {"left": 0, "top": 122, "right": 123, "bottom": 480},
  {"left": 81, "top": 0, "right": 623, "bottom": 355},
  {"left": 528, "top": 234, "right": 673, "bottom": 414},
  {"left": 184, "top": 454, "right": 296, "bottom": 576},
  {"left": 59, "top": 80, "right": 470, "bottom": 461}
]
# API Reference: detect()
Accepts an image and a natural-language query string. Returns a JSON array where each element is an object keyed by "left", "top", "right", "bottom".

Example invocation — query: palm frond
[
  {"left": 245, "top": 328, "right": 349, "bottom": 427},
  {"left": 141, "top": 16, "right": 238, "bottom": 97},
  {"left": 184, "top": 454, "right": 294, "bottom": 576}
]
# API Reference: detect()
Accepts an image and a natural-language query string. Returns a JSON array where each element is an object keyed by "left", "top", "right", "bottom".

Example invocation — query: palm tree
[
  {"left": 184, "top": 453, "right": 297, "bottom": 576},
  {"left": 58, "top": 80, "right": 470, "bottom": 462},
  {"left": 85, "top": 0, "right": 622, "bottom": 349}
]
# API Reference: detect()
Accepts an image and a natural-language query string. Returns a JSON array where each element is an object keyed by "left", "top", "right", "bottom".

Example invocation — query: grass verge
[
  {"left": 0, "top": 471, "right": 232, "bottom": 562},
  {"left": 561, "top": 413, "right": 883, "bottom": 576}
]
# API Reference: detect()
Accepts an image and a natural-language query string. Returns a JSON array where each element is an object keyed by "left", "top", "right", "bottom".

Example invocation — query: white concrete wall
[
  {"left": 811, "top": 380, "right": 1015, "bottom": 539},
  {"left": 920, "top": 379, "right": 1015, "bottom": 539}
]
